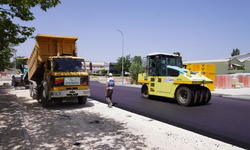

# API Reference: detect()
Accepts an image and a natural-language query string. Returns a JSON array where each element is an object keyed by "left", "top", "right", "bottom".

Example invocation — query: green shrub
[
  {"left": 237, "top": 66, "right": 244, "bottom": 70},
  {"left": 89, "top": 73, "right": 99, "bottom": 76}
]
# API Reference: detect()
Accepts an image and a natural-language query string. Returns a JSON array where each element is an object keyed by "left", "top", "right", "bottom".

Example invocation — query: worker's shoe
[{"left": 108, "top": 103, "right": 113, "bottom": 108}]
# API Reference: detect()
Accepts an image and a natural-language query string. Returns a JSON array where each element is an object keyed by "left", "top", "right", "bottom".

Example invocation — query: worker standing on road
[{"left": 105, "top": 73, "right": 115, "bottom": 108}]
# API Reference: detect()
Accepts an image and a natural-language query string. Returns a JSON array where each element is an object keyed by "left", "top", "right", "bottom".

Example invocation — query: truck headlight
[
  {"left": 53, "top": 92, "right": 61, "bottom": 96},
  {"left": 83, "top": 91, "right": 89, "bottom": 95}
]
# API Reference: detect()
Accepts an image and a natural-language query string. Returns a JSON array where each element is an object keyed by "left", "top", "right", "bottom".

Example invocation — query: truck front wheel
[
  {"left": 176, "top": 86, "right": 194, "bottom": 106},
  {"left": 78, "top": 96, "right": 87, "bottom": 104},
  {"left": 141, "top": 84, "right": 149, "bottom": 99},
  {"left": 41, "top": 87, "right": 50, "bottom": 107}
]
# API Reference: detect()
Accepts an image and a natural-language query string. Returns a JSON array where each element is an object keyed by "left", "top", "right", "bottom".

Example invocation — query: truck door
[{"left": 158, "top": 58, "right": 173, "bottom": 93}]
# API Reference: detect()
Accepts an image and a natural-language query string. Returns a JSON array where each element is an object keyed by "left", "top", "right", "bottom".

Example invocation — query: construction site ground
[{"left": 0, "top": 76, "right": 247, "bottom": 149}]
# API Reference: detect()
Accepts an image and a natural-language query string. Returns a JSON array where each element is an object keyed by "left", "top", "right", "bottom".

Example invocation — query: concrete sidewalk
[
  {"left": 0, "top": 83, "right": 29, "bottom": 150},
  {"left": 211, "top": 87, "right": 250, "bottom": 100}
]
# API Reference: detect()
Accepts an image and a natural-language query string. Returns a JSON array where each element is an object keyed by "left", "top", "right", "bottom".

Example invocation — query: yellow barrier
[
  {"left": 203, "top": 73, "right": 215, "bottom": 91},
  {"left": 186, "top": 64, "right": 216, "bottom": 73},
  {"left": 186, "top": 64, "right": 216, "bottom": 91}
]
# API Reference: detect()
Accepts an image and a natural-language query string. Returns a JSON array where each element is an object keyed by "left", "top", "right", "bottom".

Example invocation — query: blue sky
[{"left": 14, "top": 0, "right": 250, "bottom": 62}]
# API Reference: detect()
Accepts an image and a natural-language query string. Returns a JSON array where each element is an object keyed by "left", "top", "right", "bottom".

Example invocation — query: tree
[
  {"left": 131, "top": 56, "right": 142, "bottom": 64},
  {"left": 0, "top": 45, "right": 15, "bottom": 72},
  {"left": 114, "top": 54, "right": 131, "bottom": 75},
  {"left": 0, "top": 0, "right": 61, "bottom": 72},
  {"left": 173, "top": 52, "right": 182, "bottom": 60},
  {"left": 231, "top": 48, "right": 240, "bottom": 56},
  {"left": 100, "top": 69, "right": 106, "bottom": 74},
  {"left": 129, "top": 56, "right": 144, "bottom": 84}
]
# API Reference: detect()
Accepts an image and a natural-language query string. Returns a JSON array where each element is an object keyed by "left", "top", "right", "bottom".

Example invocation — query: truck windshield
[{"left": 52, "top": 58, "right": 86, "bottom": 72}]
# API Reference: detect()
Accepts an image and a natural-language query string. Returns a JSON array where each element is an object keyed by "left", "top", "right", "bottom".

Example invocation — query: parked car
[{"left": 99, "top": 73, "right": 106, "bottom": 76}]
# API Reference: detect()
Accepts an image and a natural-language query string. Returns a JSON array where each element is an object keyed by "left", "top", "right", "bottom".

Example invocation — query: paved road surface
[{"left": 90, "top": 81, "right": 250, "bottom": 149}]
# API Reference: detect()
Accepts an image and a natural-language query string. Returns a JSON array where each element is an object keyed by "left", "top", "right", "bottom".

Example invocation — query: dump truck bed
[{"left": 27, "top": 34, "right": 78, "bottom": 81}]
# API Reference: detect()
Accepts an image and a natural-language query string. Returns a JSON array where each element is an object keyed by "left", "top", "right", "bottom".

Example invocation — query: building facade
[
  {"left": 86, "top": 61, "right": 119, "bottom": 74},
  {"left": 183, "top": 53, "right": 250, "bottom": 75},
  {"left": 104, "top": 62, "right": 120, "bottom": 74}
]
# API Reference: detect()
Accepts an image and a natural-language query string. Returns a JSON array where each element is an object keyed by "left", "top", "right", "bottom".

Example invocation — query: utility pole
[{"left": 117, "top": 29, "right": 124, "bottom": 85}]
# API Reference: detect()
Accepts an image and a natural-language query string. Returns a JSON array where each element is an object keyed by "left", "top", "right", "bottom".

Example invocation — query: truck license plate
[
  {"left": 67, "top": 94, "right": 78, "bottom": 97},
  {"left": 64, "top": 77, "right": 80, "bottom": 86}
]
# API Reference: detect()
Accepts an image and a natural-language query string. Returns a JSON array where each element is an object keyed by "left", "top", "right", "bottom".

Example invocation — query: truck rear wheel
[
  {"left": 141, "top": 84, "right": 149, "bottom": 99},
  {"left": 78, "top": 96, "right": 87, "bottom": 104},
  {"left": 29, "top": 83, "right": 33, "bottom": 97},
  {"left": 30, "top": 83, "right": 38, "bottom": 99},
  {"left": 14, "top": 80, "right": 18, "bottom": 86},
  {"left": 176, "top": 86, "right": 194, "bottom": 106},
  {"left": 41, "top": 87, "right": 50, "bottom": 107}
]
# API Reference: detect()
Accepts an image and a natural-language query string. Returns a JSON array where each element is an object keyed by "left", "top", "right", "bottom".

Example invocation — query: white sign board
[{"left": 64, "top": 77, "right": 80, "bottom": 85}]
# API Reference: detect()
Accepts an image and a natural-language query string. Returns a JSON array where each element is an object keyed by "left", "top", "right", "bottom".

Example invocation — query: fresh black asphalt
[{"left": 90, "top": 81, "right": 250, "bottom": 149}]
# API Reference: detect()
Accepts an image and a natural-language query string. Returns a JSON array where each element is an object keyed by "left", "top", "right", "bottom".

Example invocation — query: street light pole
[{"left": 117, "top": 29, "right": 124, "bottom": 85}]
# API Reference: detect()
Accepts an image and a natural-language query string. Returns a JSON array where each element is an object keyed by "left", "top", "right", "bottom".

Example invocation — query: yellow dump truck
[
  {"left": 138, "top": 53, "right": 213, "bottom": 106},
  {"left": 27, "top": 34, "right": 92, "bottom": 107}
]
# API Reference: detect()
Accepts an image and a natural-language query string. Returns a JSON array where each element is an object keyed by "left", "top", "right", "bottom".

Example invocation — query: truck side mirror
[{"left": 89, "top": 62, "right": 92, "bottom": 70}]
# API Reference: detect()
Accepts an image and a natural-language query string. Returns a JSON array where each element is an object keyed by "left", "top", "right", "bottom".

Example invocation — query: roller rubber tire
[
  {"left": 141, "top": 84, "right": 149, "bottom": 99},
  {"left": 176, "top": 86, "right": 194, "bottom": 106},
  {"left": 193, "top": 88, "right": 201, "bottom": 105},
  {"left": 202, "top": 86, "right": 211, "bottom": 104},
  {"left": 78, "top": 96, "right": 87, "bottom": 104},
  {"left": 199, "top": 87, "right": 206, "bottom": 105}
]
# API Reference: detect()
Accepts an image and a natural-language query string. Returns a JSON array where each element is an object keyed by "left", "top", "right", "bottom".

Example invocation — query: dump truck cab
[
  {"left": 138, "top": 52, "right": 213, "bottom": 106},
  {"left": 42, "top": 55, "right": 90, "bottom": 100}
]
